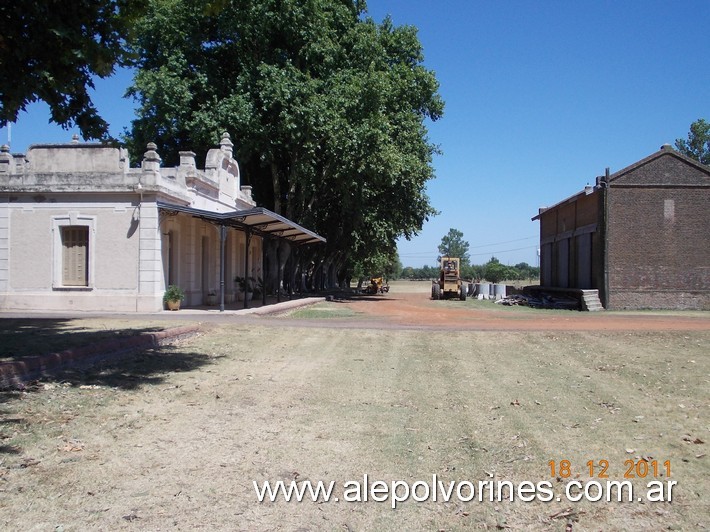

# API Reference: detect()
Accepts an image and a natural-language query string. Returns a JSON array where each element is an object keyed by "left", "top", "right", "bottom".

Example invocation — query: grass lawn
[
  {"left": 286, "top": 302, "right": 363, "bottom": 319},
  {"left": 1, "top": 319, "right": 707, "bottom": 530}
]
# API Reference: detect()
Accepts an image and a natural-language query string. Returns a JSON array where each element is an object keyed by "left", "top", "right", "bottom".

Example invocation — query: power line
[
  {"left": 401, "top": 245, "right": 538, "bottom": 265},
  {"left": 398, "top": 235, "right": 538, "bottom": 257},
  {"left": 469, "top": 235, "right": 538, "bottom": 249},
  {"left": 469, "top": 245, "right": 538, "bottom": 257}
]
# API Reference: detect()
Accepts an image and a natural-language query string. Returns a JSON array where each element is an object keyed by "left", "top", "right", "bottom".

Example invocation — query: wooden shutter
[{"left": 61, "top": 226, "right": 89, "bottom": 286}]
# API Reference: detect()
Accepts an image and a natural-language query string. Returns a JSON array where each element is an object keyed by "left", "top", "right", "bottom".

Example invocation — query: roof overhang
[
  {"left": 531, "top": 187, "right": 598, "bottom": 221},
  {"left": 157, "top": 202, "right": 325, "bottom": 245}
]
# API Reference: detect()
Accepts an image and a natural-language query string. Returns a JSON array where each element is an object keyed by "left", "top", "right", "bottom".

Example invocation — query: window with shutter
[{"left": 61, "top": 226, "right": 89, "bottom": 286}]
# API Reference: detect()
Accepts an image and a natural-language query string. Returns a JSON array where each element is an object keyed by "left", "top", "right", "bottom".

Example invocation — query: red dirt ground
[{"left": 344, "top": 291, "right": 710, "bottom": 331}]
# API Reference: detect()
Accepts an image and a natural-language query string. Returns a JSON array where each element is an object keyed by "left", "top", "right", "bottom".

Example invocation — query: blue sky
[{"left": 3, "top": 1, "right": 708, "bottom": 267}]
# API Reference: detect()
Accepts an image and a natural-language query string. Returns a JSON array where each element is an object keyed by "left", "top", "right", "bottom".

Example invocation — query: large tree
[
  {"left": 125, "top": 0, "right": 443, "bottom": 285},
  {"left": 437, "top": 228, "right": 470, "bottom": 266},
  {"left": 0, "top": 0, "right": 143, "bottom": 139},
  {"left": 675, "top": 118, "right": 710, "bottom": 165}
]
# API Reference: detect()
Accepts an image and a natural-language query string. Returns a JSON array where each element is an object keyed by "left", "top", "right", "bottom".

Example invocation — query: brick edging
[
  {"left": 0, "top": 325, "right": 200, "bottom": 389},
  {"left": 239, "top": 297, "right": 325, "bottom": 315}
]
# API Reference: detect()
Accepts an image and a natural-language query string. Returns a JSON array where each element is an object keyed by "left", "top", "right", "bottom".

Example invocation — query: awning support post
[
  {"left": 244, "top": 229, "right": 252, "bottom": 309},
  {"left": 219, "top": 224, "right": 227, "bottom": 312},
  {"left": 276, "top": 241, "right": 283, "bottom": 303},
  {"left": 262, "top": 236, "right": 267, "bottom": 306}
]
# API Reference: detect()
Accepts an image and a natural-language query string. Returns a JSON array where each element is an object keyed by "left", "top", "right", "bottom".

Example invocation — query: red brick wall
[
  {"left": 607, "top": 155, "right": 710, "bottom": 310},
  {"left": 537, "top": 191, "right": 602, "bottom": 290}
]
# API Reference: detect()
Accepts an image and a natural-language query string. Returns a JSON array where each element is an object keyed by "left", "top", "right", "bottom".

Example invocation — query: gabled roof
[
  {"left": 607, "top": 144, "right": 710, "bottom": 185},
  {"left": 157, "top": 201, "right": 325, "bottom": 245},
  {"left": 532, "top": 145, "right": 710, "bottom": 221}
]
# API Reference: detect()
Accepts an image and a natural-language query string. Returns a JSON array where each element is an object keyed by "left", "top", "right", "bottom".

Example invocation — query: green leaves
[
  {"left": 125, "top": 0, "right": 444, "bottom": 277},
  {"left": 0, "top": 0, "right": 145, "bottom": 139},
  {"left": 675, "top": 118, "right": 710, "bottom": 166},
  {"left": 438, "top": 229, "right": 470, "bottom": 266}
]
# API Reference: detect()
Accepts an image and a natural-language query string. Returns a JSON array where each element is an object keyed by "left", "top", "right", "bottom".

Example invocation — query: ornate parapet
[{"left": 0, "top": 134, "right": 255, "bottom": 209}]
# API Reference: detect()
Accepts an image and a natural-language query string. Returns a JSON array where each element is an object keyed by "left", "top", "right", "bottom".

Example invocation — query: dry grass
[
  {"left": 1, "top": 320, "right": 707, "bottom": 530},
  {"left": 286, "top": 303, "right": 362, "bottom": 320}
]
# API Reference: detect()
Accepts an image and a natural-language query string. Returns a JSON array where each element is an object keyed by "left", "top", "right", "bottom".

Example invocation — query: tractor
[
  {"left": 431, "top": 257, "right": 466, "bottom": 301},
  {"left": 365, "top": 276, "right": 389, "bottom": 294}
]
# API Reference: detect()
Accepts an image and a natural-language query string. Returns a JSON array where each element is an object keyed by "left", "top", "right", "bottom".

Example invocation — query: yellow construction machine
[
  {"left": 431, "top": 257, "right": 466, "bottom": 300},
  {"left": 365, "top": 276, "right": 390, "bottom": 294}
]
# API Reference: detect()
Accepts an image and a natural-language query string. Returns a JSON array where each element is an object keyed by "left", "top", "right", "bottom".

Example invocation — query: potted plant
[
  {"left": 235, "top": 275, "right": 255, "bottom": 301},
  {"left": 205, "top": 289, "right": 217, "bottom": 306},
  {"left": 234, "top": 276, "right": 243, "bottom": 301},
  {"left": 164, "top": 285, "right": 185, "bottom": 310}
]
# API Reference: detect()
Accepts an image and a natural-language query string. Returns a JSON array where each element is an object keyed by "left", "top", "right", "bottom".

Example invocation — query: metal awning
[{"left": 157, "top": 201, "right": 325, "bottom": 245}]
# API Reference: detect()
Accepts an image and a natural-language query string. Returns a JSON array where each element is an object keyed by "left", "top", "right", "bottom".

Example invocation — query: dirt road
[{"left": 338, "top": 289, "right": 710, "bottom": 331}]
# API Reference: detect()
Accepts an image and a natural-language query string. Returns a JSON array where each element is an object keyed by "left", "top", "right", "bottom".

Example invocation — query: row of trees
[
  {"left": 124, "top": 0, "right": 442, "bottom": 287},
  {"left": 401, "top": 258, "right": 539, "bottom": 284},
  {"left": 393, "top": 229, "right": 539, "bottom": 284},
  {"left": 398, "top": 228, "right": 539, "bottom": 283}
]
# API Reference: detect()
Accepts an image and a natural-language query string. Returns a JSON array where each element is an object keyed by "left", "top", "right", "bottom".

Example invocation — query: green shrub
[{"left": 163, "top": 285, "right": 185, "bottom": 303}]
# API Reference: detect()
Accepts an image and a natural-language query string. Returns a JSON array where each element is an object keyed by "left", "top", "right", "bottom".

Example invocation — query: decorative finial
[
  {"left": 143, "top": 142, "right": 161, "bottom": 165},
  {"left": 220, "top": 132, "right": 234, "bottom": 154}
]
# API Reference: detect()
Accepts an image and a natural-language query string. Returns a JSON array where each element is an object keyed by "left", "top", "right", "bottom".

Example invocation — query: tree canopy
[
  {"left": 675, "top": 118, "right": 710, "bottom": 165},
  {"left": 125, "top": 0, "right": 443, "bottom": 283},
  {"left": 0, "top": 0, "right": 143, "bottom": 139},
  {"left": 437, "top": 228, "right": 470, "bottom": 266}
]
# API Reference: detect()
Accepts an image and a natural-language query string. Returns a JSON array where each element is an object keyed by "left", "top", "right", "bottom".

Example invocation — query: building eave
[{"left": 157, "top": 201, "right": 326, "bottom": 245}]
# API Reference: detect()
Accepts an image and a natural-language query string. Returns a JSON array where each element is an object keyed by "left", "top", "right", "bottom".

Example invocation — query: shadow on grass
[
  {"left": 0, "top": 445, "right": 20, "bottom": 454},
  {"left": 0, "top": 344, "right": 213, "bottom": 455},
  {"left": 0, "top": 318, "right": 169, "bottom": 362},
  {"left": 57, "top": 345, "right": 214, "bottom": 390},
  {"left": 0, "top": 413, "right": 23, "bottom": 454}
]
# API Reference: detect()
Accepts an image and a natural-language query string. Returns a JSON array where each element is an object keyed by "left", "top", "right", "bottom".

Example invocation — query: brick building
[{"left": 533, "top": 144, "right": 710, "bottom": 310}]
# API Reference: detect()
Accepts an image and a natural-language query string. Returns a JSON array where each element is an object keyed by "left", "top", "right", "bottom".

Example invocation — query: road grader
[{"left": 431, "top": 257, "right": 466, "bottom": 301}]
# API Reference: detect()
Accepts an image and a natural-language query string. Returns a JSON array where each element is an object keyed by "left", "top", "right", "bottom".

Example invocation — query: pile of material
[
  {"left": 496, "top": 292, "right": 580, "bottom": 310},
  {"left": 495, "top": 294, "right": 529, "bottom": 306}
]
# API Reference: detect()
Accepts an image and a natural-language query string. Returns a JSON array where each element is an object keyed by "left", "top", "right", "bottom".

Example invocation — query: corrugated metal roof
[{"left": 157, "top": 202, "right": 325, "bottom": 245}]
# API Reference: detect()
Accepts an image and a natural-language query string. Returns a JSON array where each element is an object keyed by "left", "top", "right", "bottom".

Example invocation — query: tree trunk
[
  {"left": 314, "top": 261, "right": 324, "bottom": 291},
  {"left": 264, "top": 239, "right": 277, "bottom": 295},
  {"left": 286, "top": 151, "right": 299, "bottom": 221},
  {"left": 270, "top": 161, "right": 281, "bottom": 214},
  {"left": 276, "top": 240, "right": 291, "bottom": 294},
  {"left": 287, "top": 246, "right": 299, "bottom": 295},
  {"left": 328, "top": 261, "right": 338, "bottom": 289}
]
